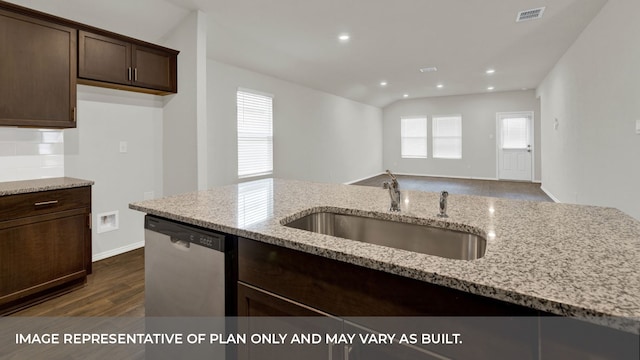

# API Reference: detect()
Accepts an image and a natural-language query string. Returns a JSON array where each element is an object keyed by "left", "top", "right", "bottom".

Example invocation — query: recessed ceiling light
[
  {"left": 437, "top": 84, "right": 444, "bottom": 89},
  {"left": 419, "top": 67, "right": 438, "bottom": 73},
  {"left": 486, "top": 69, "right": 495, "bottom": 74},
  {"left": 487, "top": 86, "right": 495, "bottom": 91},
  {"left": 521, "top": 87, "right": 528, "bottom": 91},
  {"left": 380, "top": 81, "right": 387, "bottom": 87},
  {"left": 403, "top": 94, "right": 409, "bottom": 98},
  {"left": 338, "top": 34, "right": 350, "bottom": 41}
]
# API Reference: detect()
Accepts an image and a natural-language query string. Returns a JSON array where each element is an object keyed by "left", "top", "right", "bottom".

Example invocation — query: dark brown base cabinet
[
  {"left": 237, "top": 237, "right": 639, "bottom": 360},
  {"left": 0, "top": 187, "right": 92, "bottom": 314}
]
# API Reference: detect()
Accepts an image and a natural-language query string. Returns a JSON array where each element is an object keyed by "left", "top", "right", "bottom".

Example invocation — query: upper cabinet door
[
  {"left": 0, "top": 9, "right": 77, "bottom": 128},
  {"left": 132, "top": 45, "right": 177, "bottom": 93},
  {"left": 78, "top": 31, "right": 177, "bottom": 94},
  {"left": 78, "top": 31, "right": 131, "bottom": 86}
]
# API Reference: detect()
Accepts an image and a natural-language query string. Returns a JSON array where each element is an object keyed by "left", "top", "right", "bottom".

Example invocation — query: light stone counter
[
  {"left": 0, "top": 177, "right": 94, "bottom": 196},
  {"left": 130, "top": 178, "right": 640, "bottom": 333}
]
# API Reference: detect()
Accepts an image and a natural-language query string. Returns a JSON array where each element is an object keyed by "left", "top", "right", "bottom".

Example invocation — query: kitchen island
[{"left": 130, "top": 178, "right": 640, "bottom": 334}]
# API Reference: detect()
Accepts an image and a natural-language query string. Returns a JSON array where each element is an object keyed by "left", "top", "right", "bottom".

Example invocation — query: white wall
[
  {"left": 64, "top": 85, "right": 163, "bottom": 260},
  {"left": 161, "top": 10, "right": 208, "bottom": 195},
  {"left": 207, "top": 59, "right": 383, "bottom": 186},
  {"left": 0, "top": 129, "right": 64, "bottom": 182},
  {"left": 537, "top": 0, "right": 640, "bottom": 220},
  {"left": 383, "top": 90, "right": 541, "bottom": 181}
]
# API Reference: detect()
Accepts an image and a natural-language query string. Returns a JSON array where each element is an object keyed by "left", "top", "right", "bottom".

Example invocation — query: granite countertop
[
  {"left": 130, "top": 178, "right": 640, "bottom": 333},
  {"left": 0, "top": 177, "right": 94, "bottom": 196}
]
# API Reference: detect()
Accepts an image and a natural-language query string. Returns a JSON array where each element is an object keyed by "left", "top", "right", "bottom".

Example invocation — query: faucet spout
[
  {"left": 383, "top": 170, "right": 401, "bottom": 212},
  {"left": 437, "top": 191, "right": 449, "bottom": 218}
]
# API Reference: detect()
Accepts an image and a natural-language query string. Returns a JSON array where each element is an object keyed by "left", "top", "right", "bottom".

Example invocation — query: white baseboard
[
  {"left": 540, "top": 186, "right": 561, "bottom": 203},
  {"left": 345, "top": 172, "right": 385, "bottom": 184},
  {"left": 470, "top": 176, "right": 500, "bottom": 181},
  {"left": 92, "top": 240, "right": 144, "bottom": 262},
  {"left": 347, "top": 172, "right": 543, "bottom": 184},
  {"left": 395, "top": 172, "right": 499, "bottom": 181}
]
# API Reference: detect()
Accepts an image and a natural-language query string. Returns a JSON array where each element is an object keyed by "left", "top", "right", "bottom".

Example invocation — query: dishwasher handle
[{"left": 170, "top": 237, "right": 191, "bottom": 250}]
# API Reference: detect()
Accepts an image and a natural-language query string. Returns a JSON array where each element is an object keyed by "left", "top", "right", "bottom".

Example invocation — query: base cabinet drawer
[{"left": 0, "top": 187, "right": 91, "bottom": 220}]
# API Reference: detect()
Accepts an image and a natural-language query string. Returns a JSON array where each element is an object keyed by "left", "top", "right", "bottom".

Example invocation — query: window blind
[
  {"left": 237, "top": 89, "right": 273, "bottom": 178},
  {"left": 401, "top": 116, "right": 427, "bottom": 158},
  {"left": 432, "top": 115, "right": 462, "bottom": 159},
  {"left": 501, "top": 117, "right": 529, "bottom": 149}
]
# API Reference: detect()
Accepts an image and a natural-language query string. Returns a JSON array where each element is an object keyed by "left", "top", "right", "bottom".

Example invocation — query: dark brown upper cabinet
[
  {"left": 0, "top": 8, "right": 77, "bottom": 128},
  {"left": 0, "top": 2, "right": 178, "bottom": 128},
  {"left": 79, "top": 31, "right": 178, "bottom": 94}
]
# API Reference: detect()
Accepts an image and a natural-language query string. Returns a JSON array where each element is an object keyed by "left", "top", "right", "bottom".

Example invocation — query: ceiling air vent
[{"left": 516, "top": 7, "right": 546, "bottom": 22}]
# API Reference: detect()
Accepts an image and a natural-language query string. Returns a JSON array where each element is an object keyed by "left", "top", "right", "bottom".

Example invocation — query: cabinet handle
[
  {"left": 72, "top": 107, "right": 76, "bottom": 122},
  {"left": 35, "top": 200, "right": 59, "bottom": 206},
  {"left": 344, "top": 345, "right": 352, "bottom": 360},
  {"left": 134, "top": 68, "right": 138, "bottom": 82},
  {"left": 128, "top": 67, "right": 132, "bottom": 81}
]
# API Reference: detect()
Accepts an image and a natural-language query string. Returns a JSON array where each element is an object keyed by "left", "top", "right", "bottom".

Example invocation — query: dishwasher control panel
[
  {"left": 191, "top": 233, "right": 222, "bottom": 250},
  {"left": 145, "top": 215, "right": 226, "bottom": 252}
]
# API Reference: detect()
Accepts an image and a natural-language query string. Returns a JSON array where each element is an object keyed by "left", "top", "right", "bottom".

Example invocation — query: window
[
  {"left": 237, "top": 89, "right": 273, "bottom": 178},
  {"left": 501, "top": 116, "right": 529, "bottom": 149},
  {"left": 432, "top": 115, "right": 462, "bottom": 159},
  {"left": 400, "top": 116, "right": 427, "bottom": 158}
]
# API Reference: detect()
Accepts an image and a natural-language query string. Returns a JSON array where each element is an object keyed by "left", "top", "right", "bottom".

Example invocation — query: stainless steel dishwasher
[{"left": 144, "top": 215, "right": 236, "bottom": 316}]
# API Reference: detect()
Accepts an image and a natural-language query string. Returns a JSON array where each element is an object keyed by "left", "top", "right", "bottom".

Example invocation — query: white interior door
[{"left": 497, "top": 112, "right": 533, "bottom": 181}]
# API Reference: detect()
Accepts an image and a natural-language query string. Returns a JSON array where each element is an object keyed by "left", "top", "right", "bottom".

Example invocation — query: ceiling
[{"left": 9, "top": 0, "right": 608, "bottom": 108}]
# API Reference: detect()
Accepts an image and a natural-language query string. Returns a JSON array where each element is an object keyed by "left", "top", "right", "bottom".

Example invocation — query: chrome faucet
[
  {"left": 382, "top": 170, "right": 401, "bottom": 212},
  {"left": 437, "top": 191, "right": 449, "bottom": 218}
]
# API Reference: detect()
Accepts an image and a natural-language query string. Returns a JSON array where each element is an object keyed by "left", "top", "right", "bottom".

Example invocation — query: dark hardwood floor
[
  {"left": 11, "top": 248, "right": 145, "bottom": 317},
  {"left": 353, "top": 174, "right": 552, "bottom": 202}
]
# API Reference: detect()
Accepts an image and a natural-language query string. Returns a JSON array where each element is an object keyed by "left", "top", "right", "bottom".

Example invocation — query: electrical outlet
[
  {"left": 144, "top": 191, "right": 155, "bottom": 200},
  {"left": 119, "top": 141, "right": 128, "bottom": 153},
  {"left": 636, "top": 119, "right": 640, "bottom": 134}
]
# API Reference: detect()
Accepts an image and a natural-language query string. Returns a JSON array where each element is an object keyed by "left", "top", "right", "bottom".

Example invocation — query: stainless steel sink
[{"left": 284, "top": 212, "right": 486, "bottom": 260}]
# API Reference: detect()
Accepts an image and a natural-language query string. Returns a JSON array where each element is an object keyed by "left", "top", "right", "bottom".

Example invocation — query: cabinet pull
[
  {"left": 134, "top": 68, "right": 138, "bottom": 82},
  {"left": 344, "top": 345, "right": 352, "bottom": 360},
  {"left": 34, "top": 200, "right": 59, "bottom": 206},
  {"left": 128, "top": 67, "right": 132, "bottom": 81},
  {"left": 73, "top": 107, "right": 76, "bottom": 122}
]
